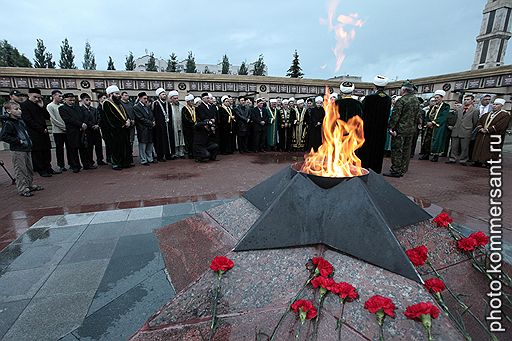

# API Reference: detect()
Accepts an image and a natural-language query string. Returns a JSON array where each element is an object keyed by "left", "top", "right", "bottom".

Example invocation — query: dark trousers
[
  {"left": 68, "top": 147, "right": 82, "bottom": 171},
  {"left": 53, "top": 133, "right": 71, "bottom": 168},
  {"left": 31, "top": 149, "right": 52, "bottom": 174},
  {"left": 237, "top": 133, "right": 249, "bottom": 152},
  {"left": 420, "top": 127, "right": 433, "bottom": 157},
  {"left": 88, "top": 129, "right": 104, "bottom": 163},
  {"left": 184, "top": 128, "right": 194, "bottom": 157},
  {"left": 250, "top": 127, "right": 264, "bottom": 152},
  {"left": 260, "top": 126, "right": 268, "bottom": 151}
]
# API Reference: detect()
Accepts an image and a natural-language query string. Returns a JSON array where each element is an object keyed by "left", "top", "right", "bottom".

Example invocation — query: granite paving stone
[
  {"left": 89, "top": 209, "right": 130, "bottom": 224},
  {"left": 30, "top": 215, "right": 63, "bottom": 228},
  {"left": 79, "top": 221, "right": 127, "bottom": 241},
  {"left": 127, "top": 205, "right": 164, "bottom": 221},
  {"left": 60, "top": 237, "right": 118, "bottom": 264},
  {"left": 2, "top": 291, "right": 96, "bottom": 341},
  {"left": 73, "top": 270, "right": 175, "bottom": 341},
  {"left": 161, "top": 202, "right": 195, "bottom": 216},
  {"left": 55, "top": 213, "right": 96, "bottom": 227},
  {"left": 193, "top": 199, "right": 226, "bottom": 212},
  {"left": 0, "top": 243, "right": 34, "bottom": 273},
  {"left": 206, "top": 197, "right": 261, "bottom": 240},
  {"left": 6, "top": 242, "right": 73, "bottom": 271},
  {"left": 121, "top": 216, "right": 192, "bottom": 236},
  {"left": 35, "top": 259, "right": 110, "bottom": 297},
  {"left": 11, "top": 227, "right": 50, "bottom": 244},
  {"left": 111, "top": 233, "right": 161, "bottom": 259},
  {"left": 30, "top": 225, "right": 88, "bottom": 246},
  {"left": 154, "top": 213, "right": 237, "bottom": 293},
  {"left": 0, "top": 299, "right": 30, "bottom": 338},
  {"left": 0, "top": 266, "right": 56, "bottom": 303},
  {"left": 88, "top": 251, "right": 164, "bottom": 315}
]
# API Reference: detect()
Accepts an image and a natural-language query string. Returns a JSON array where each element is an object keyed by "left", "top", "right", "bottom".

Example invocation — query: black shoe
[
  {"left": 59, "top": 167, "right": 67, "bottom": 172},
  {"left": 39, "top": 172, "right": 52, "bottom": 177},
  {"left": 157, "top": 158, "right": 166, "bottom": 162},
  {"left": 141, "top": 162, "right": 150, "bottom": 166},
  {"left": 431, "top": 156, "right": 439, "bottom": 162},
  {"left": 51, "top": 168, "right": 62, "bottom": 174},
  {"left": 383, "top": 172, "right": 402, "bottom": 178},
  {"left": 97, "top": 160, "right": 107, "bottom": 166},
  {"left": 445, "top": 160, "right": 455, "bottom": 164},
  {"left": 152, "top": 160, "right": 158, "bottom": 163},
  {"left": 72, "top": 168, "right": 80, "bottom": 173},
  {"left": 112, "top": 166, "right": 123, "bottom": 170},
  {"left": 418, "top": 155, "right": 429, "bottom": 160}
]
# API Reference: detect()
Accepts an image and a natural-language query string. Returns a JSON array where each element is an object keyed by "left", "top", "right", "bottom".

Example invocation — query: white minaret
[{"left": 472, "top": 0, "right": 512, "bottom": 70}]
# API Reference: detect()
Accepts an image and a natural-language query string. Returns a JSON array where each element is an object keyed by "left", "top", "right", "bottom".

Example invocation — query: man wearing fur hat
[
  {"left": 471, "top": 98, "right": 510, "bottom": 166},
  {"left": 182, "top": 94, "right": 196, "bottom": 159},
  {"left": 218, "top": 95, "right": 236, "bottom": 154},
  {"left": 336, "top": 82, "right": 362, "bottom": 122},
  {"left": 102, "top": 85, "right": 132, "bottom": 170},
  {"left": 359, "top": 75, "right": 392, "bottom": 173},
  {"left": 419, "top": 89, "right": 450, "bottom": 162},
  {"left": 152, "top": 88, "right": 173, "bottom": 161},
  {"left": 169, "top": 90, "right": 185, "bottom": 158}
]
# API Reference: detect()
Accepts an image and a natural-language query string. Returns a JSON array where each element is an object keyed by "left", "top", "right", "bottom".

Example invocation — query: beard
[{"left": 112, "top": 95, "right": 121, "bottom": 104}]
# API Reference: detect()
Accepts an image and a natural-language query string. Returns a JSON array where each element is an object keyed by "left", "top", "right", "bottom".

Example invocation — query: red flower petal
[
  {"left": 364, "top": 295, "right": 396, "bottom": 317},
  {"left": 469, "top": 231, "right": 489, "bottom": 247},
  {"left": 456, "top": 237, "right": 478, "bottom": 252},
  {"left": 312, "top": 257, "right": 333, "bottom": 277},
  {"left": 404, "top": 302, "right": 440, "bottom": 321},
  {"left": 424, "top": 278, "right": 446, "bottom": 294},
  {"left": 210, "top": 256, "right": 235, "bottom": 273},
  {"left": 405, "top": 245, "right": 429, "bottom": 267},
  {"left": 432, "top": 212, "right": 453, "bottom": 228},
  {"left": 291, "top": 299, "right": 317, "bottom": 320}
]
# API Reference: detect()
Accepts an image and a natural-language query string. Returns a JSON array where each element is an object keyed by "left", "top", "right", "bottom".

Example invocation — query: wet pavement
[{"left": 0, "top": 200, "right": 231, "bottom": 340}]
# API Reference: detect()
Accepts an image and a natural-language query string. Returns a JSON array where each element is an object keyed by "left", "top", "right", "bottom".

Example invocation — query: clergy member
[
  {"left": 169, "top": 90, "right": 185, "bottom": 158},
  {"left": 182, "top": 94, "right": 196, "bottom": 159},
  {"left": 152, "top": 88, "right": 174, "bottom": 161}
]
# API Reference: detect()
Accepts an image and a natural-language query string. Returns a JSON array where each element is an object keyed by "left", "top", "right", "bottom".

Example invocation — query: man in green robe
[
  {"left": 266, "top": 99, "right": 279, "bottom": 150},
  {"left": 427, "top": 90, "right": 450, "bottom": 162}
]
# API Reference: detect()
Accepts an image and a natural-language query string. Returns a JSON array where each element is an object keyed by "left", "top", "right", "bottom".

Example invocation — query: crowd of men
[{"left": 1, "top": 77, "right": 510, "bottom": 196}]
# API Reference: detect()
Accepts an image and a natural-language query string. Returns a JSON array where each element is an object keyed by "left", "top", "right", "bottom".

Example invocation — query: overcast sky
[{"left": 3, "top": 0, "right": 510, "bottom": 81}]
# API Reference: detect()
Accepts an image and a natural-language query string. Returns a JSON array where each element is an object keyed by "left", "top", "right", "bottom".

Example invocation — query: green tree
[
  {"left": 252, "top": 54, "right": 266, "bottom": 76},
  {"left": 286, "top": 50, "right": 304, "bottom": 78},
  {"left": 238, "top": 61, "right": 248, "bottom": 75},
  {"left": 145, "top": 52, "right": 158, "bottom": 71},
  {"left": 185, "top": 51, "right": 197, "bottom": 73},
  {"left": 107, "top": 56, "right": 115, "bottom": 70},
  {"left": 59, "top": 38, "right": 76, "bottom": 69},
  {"left": 125, "top": 51, "right": 136, "bottom": 70},
  {"left": 0, "top": 40, "right": 32, "bottom": 67},
  {"left": 34, "top": 39, "right": 55, "bottom": 68},
  {"left": 166, "top": 52, "right": 178, "bottom": 72},
  {"left": 82, "top": 41, "right": 96, "bottom": 70},
  {"left": 221, "top": 54, "right": 230, "bottom": 74}
]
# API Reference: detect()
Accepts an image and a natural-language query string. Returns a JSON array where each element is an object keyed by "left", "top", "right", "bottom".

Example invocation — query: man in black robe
[
  {"left": 359, "top": 75, "right": 392, "bottom": 173},
  {"left": 250, "top": 98, "right": 268, "bottom": 152},
  {"left": 218, "top": 95, "right": 236, "bottom": 154},
  {"left": 193, "top": 93, "right": 219, "bottom": 162},
  {"left": 235, "top": 96, "right": 251, "bottom": 153},
  {"left": 306, "top": 96, "right": 325, "bottom": 152},
  {"left": 60, "top": 93, "right": 90, "bottom": 173},
  {"left": 102, "top": 85, "right": 132, "bottom": 170},
  {"left": 20, "top": 88, "right": 57, "bottom": 177},
  {"left": 121, "top": 91, "right": 135, "bottom": 165},
  {"left": 181, "top": 94, "right": 196, "bottom": 159},
  {"left": 152, "top": 88, "right": 174, "bottom": 161},
  {"left": 336, "top": 82, "right": 363, "bottom": 122}
]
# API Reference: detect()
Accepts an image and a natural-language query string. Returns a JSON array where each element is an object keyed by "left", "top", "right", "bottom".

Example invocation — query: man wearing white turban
[
  {"left": 168, "top": 90, "right": 185, "bottom": 158},
  {"left": 152, "top": 88, "right": 173, "bottom": 161},
  {"left": 182, "top": 94, "right": 196, "bottom": 158}
]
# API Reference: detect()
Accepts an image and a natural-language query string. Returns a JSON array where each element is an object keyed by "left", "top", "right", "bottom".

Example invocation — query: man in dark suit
[
  {"left": 80, "top": 93, "right": 101, "bottom": 168},
  {"left": 193, "top": 92, "right": 219, "bottom": 162},
  {"left": 235, "top": 96, "right": 251, "bottom": 153},
  {"left": 20, "top": 88, "right": 57, "bottom": 177},
  {"left": 59, "top": 93, "right": 89, "bottom": 173},
  {"left": 133, "top": 92, "right": 155, "bottom": 165},
  {"left": 250, "top": 98, "right": 267, "bottom": 152}
]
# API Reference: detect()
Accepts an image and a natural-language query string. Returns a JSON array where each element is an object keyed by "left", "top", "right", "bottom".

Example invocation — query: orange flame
[
  {"left": 301, "top": 87, "right": 365, "bottom": 178},
  {"left": 324, "top": 0, "right": 364, "bottom": 72}
]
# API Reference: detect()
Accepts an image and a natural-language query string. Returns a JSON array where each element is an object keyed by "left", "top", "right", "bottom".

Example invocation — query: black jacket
[
  {"left": 20, "top": 99, "right": 51, "bottom": 151},
  {"left": 235, "top": 105, "right": 251, "bottom": 133},
  {"left": 133, "top": 102, "right": 154, "bottom": 144},
  {"left": 59, "top": 104, "right": 87, "bottom": 148},
  {"left": 0, "top": 116, "right": 32, "bottom": 152}
]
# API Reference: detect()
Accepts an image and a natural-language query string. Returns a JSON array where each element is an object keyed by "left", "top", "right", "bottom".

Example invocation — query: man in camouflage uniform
[{"left": 383, "top": 80, "right": 420, "bottom": 178}]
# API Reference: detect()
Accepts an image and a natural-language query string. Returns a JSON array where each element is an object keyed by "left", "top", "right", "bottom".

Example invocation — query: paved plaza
[{"left": 0, "top": 148, "right": 511, "bottom": 340}]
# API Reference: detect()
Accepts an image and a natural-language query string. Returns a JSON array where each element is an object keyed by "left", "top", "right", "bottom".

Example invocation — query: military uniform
[{"left": 387, "top": 93, "right": 420, "bottom": 176}]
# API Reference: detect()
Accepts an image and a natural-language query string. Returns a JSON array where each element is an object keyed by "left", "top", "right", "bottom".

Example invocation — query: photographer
[{"left": 193, "top": 93, "right": 219, "bottom": 162}]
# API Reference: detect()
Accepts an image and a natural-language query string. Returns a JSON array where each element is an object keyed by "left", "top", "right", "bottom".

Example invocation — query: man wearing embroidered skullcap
[
  {"left": 101, "top": 85, "right": 132, "bottom": 170},
  {"left": 359, "top": 75, "right": 392, "bottom": 173},
  {"left": 182, "top": 94, "right": 196, "bottom": 159},
  {"left": 168, "top": 90, "right": 185, "bottom": 158},
  {"left": 336, "top": 82, "right": 362, "bottom": 122},
  {"left": 419, "top": 89, "right": 450, "bottom": 162},
  {"left": 383, "top": 80, "right": 420, "bottom": 178},
  {"left": 471, "top": 98, "right": 510, "bottom": 167},
  {"left": 152, "top": 88, "right": 173, "bottom": 161}
]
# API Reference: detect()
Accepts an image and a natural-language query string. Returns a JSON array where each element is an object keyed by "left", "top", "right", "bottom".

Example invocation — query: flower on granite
[
  {"left": 311, "top": 276, "right": 336, "bottom": 298},
  {"left": 311, "top": 256, "right": 333, "bottom": 277},
  {"left": 291, "top": 299, "right": 318, "bottom": 323},
  {"left": 364, "top": 295, "right": 396, "bottom": 341},
  {"left": 405, "top": 245, "right": 429, "bottom": 267},
  {"left": 331, "top": 281, "right": 359, "bottom": 302},
  {"left": 469, "top": 231, "right": 489, "bottom": 247},
  {"left": 424, "top": 278, "right": 445, "bottom": 294},
  {"left": 432, "top": 212, "right": 453, "bottom": 228},
  {"left": 456, "top": 236, "right": 478, "bottom": 252},
  {"left": 210, "top": 256, "right": 235, "bottom": 277},
  {"left": 404, "top": 302, "right": 440, "bottom": 341}
]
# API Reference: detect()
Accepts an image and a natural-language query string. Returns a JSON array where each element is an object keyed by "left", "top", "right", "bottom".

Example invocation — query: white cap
[
  {"left": 168, "top": 90, "right": 179, "bottom": 97},
  {"left": 185, "top": 94, "right": 194, "bottom": 101},
  {"left": 494, "top": 98, "right": 506, "bottom": 105},
  {"left": 373, "top": 75, "right": 389, "bottom": 87},
  {"left": 270, "top": 99, "right": 277, "bottom": 103},
  {"left": 289, "top": 97, "right": 295, "bottom": 102},
  {"left": 329, "top": 92, "right": 339, "bottom": 99},
  {"left": 221, "top": 95, "right": 229, "bottom": 103},
  {"left": 434, "top": 89, "right": 446, "bottom": 97},
  {"left": 155, "top": 87, "right": 166, "bottom": 96},
  {"left": 106, "top": 85, "right": 120, "bottom": 95},
  {"left": 339, "top": 82, "right": 354, "bottom": 94},
  {"left": 282, "top": 99, "right": 289, "bottom": 104},
  {"left": 194, "top": 97, "right": 201, "bottom": 104},
  {"left": 208, "top": 93, "right": 213, "bottom": 98},
  {"left": 315, "top": 96, "right": 323, "bottom": 103},
  {"left": 296, "top": 99, "right": 304, "bottom": 105}
]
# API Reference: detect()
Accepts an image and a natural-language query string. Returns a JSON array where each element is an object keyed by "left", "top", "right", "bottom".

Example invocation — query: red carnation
[
  {"left": 456, "top": 237, "right": 478, "bottom": 252},
  {"left": 291, "top": 299, "right": 317, "bottom": 322},
  {"left": 311, "top": 257, "right": 333, "bottom": 277},
  {"left": 424, "top": 278, "right": 445, "bottom": 294},
  {"left": 469, "top": 231, "right": 489, "bottom": 247},
  {"left": 432, "top": 212, "right": 453, "bottom": 228},
  {"left": 209, "top": 256, "right": 234, "bottom": 275},
  {"left": 332, "top": 281, "right": 359, "bottom": 302},
  {"left": 364, "top": 295, "right": 396, "bottom": 318},
  {"left": 405, "top": 245, "right": 429, "bottom": 267},
  {"left": 404, "top": 302, "right": 440, "bottom": 321},
  {"left": 311, "top": 276, "right": 336, "bottom": 298}
]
